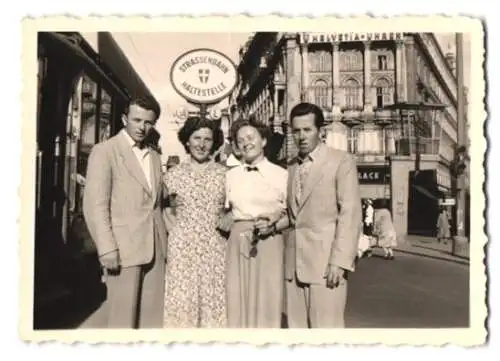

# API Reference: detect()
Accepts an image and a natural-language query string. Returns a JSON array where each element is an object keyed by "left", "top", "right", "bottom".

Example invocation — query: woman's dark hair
[
  {"left": 290, "top": 102, "right": 325, "bottom": 129},
  {"left": 230, "top": 118, "right": 272, "bottom": 148},
  {"left": 177, "top": 116, "right": 224, "bottom": 155}
]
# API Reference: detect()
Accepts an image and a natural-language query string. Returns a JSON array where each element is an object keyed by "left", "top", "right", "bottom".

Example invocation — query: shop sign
[
  {"left": 302, "top": 32, "right": 404, "bottom": 44},
  {"left": 357, "top": 166, "right": 389, "bottom": 184},
  {"left": 170, "top": 48, "right": 238, "bottom": 105},
  {"left": 439, "top": 198, "right": 456, "bottom": 206}
]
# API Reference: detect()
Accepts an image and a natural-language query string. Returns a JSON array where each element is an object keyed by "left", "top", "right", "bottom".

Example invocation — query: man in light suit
[
  {"left": 285, "top": 102, "right": 362, "bottom": 328},
  {"left": 83, "top": 96, "right": 167, "bottom": 328}
]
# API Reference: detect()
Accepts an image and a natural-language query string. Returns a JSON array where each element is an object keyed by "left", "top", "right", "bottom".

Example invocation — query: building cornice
[{"left": 413, "top": 33, "right": 458, "bottom": 106}]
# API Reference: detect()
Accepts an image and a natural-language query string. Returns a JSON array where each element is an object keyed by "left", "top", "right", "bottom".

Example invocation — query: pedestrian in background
[
  {"left": 363, "top": 199, "right": 374, "bottom": 236},
  {"left": 436, "top": 207, "right": 451, "bottom": 244},
  {"left": 373, "top": 199, "right": 397, "bottom": 260},
  {"left": 162, "top": 116, "right": 227, "bottom": 328},
  {"left": 359, "top": 199, "right": 375, "bottom": 258}
]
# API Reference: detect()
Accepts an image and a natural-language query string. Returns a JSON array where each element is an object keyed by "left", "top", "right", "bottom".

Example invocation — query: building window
[
  {"left": 341, "top": 51, "right": 362, "bottom": 71},
  {"left": 310, "top": 49, "right": 332, "bottom": 72},
  {"left": 278, "top": 89, "right": 285, "bottom": 115},
  {"left": 343, "top": 78, "right": 361, "bottom": 109},
  {"left": 313, "top": 79, "right": 329, "bottom": 109},
  {"left": 357, "top": 125, "right": 383, "bottom": 154},
  {"left": 347, "top": 128, "right": 358, "bottom": 154},
  {"left": 378, "top": 55, "right": 388, "bottom": 70},
  {"left": 373, "top": 77, "right": 393, "bottom": 109},
  {"left": 376, "top": 87, "right": 384, "bottom": 108}
]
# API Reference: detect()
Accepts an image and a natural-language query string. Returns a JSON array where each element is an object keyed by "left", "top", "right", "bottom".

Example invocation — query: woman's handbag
[
  {"left": 217, "top": 211, "right": 233, "bottom": 236},
  {"left": 68, "top": 212, "right": 97, "bottom": 255}
]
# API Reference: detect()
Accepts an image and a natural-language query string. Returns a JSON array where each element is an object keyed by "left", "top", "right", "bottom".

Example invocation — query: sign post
[
  {"left": 170, "top": 48, "right": 238, "bottom": 121},
  {"left": 453, "top": 33, "right": 469, "bottom": 257}
]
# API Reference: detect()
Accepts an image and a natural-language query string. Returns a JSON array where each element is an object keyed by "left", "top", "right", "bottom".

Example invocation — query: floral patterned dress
[{"left": 163, "top": 160, "right": 227, "bottom": 328}]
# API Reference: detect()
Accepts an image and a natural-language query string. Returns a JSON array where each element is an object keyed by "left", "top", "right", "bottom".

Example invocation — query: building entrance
[{"left": 407, "top": 170, "right": 440, "bottom": 237}]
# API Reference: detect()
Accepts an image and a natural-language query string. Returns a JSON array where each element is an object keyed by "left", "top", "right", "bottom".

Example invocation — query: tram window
[
  {"left": 71, "top": 75, "right": 99, "bottom": 216},
  {"left": 80, "top": 75, "right": 98, "bottom": 149},
  {"left": 99, "top": 88, "right": 112, "bottom": 142}
]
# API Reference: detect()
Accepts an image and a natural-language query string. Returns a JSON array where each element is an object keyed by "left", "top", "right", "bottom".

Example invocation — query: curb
[{"left": 394, "top": 236, "right": 470, "bottom": 264}]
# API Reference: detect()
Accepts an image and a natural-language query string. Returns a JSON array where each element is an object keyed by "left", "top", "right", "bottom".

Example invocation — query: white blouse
[{"left": 225, "top": 158, "right": 288, "bottom": 221}]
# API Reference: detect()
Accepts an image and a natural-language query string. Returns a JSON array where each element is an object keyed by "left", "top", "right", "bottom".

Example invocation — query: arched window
[
  {"left": 343, "top": 78, "right": 361, "bottom": 109},
  {"left": 374, "top": 77, "right": 393, "bottom": 109},
  {"left": 313, "top": 79, "right": 329, "bottom": 109}
]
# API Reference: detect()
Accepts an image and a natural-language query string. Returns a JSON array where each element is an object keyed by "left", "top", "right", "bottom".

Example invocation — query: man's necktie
[{"left": 295, "top": 157, "right": 311, "bottom": 204}]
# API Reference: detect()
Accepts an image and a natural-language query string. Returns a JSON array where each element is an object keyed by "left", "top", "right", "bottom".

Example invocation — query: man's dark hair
[
  {"left": 289, "top": 102, "right": 325, "bottom": 129},
  {"left": 126, "top": 95, "right": 161, "bottom": 121},
  {"left": 230, "top": 118, "right": 272, "bottom": 147},
  {"left": 177, "top": 116, "right": 224, "bottom": 155}
]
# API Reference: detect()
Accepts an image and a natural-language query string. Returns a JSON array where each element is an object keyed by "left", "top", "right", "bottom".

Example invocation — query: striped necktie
[{"left": 295, "top": 156, "right": 312, "bottom": 204}]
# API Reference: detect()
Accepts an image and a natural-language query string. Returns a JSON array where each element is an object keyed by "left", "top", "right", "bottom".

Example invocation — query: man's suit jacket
[
  {"left": 285, "top": 144, "right": 362, "bottom": 285},
  {"left": 83, "top": 131, "right": 168, "bottom": 268}
]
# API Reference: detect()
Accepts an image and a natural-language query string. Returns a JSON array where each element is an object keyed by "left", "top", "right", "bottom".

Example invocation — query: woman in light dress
[
  {"left": 163, "top": 117, "right": 228, "bottom": 328},
  {"left": 436, "top": 207, "right": 451, "bottom": 244},
  {"left": 373, "top": 199, "right": 397, "bottom": 260},
  {"left": 224, "top": 119, "right": 289, "bottom": 328}
]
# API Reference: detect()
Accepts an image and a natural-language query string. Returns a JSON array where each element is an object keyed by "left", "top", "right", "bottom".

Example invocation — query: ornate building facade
[{"left": 230, "top": 32, "right": 463, "bottom": 237}]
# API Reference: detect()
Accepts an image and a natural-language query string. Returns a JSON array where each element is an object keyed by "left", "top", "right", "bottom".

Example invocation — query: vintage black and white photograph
[{"left": 19, "top": 16, "right": 486, "bottom": 345}]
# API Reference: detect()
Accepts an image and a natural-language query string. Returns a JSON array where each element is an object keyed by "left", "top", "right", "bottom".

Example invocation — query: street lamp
[{"left": 374, "top": 114, "right": 396, "bottom": 203}]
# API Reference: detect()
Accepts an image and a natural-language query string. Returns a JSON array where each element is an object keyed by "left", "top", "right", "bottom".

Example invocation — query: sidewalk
[{"left": 394, "top": 235, "right": 470, "bottom": 265}]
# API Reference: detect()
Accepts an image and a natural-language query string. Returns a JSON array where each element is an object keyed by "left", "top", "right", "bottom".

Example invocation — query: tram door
[
  {"left": 34, "top": 60, "right": 115, "bottom": 322},
  {"left": 64, "top": 73, "right": 114, "bottom": 256},
  {"left": 34, "top": 43, "right": 86, "bottom": 328}
]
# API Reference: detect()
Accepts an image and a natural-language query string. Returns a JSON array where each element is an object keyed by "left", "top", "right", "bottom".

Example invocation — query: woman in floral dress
[{"left": 163, "top": 117, "right": 227, "bottom": 328}]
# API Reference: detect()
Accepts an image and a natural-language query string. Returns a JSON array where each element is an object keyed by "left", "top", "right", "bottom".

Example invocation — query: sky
[
  {"left": 110, "top": 32, "right": 471, "bottom": 160},
  {"left": 111, "top": 32, "right": 252, "bottom": 158}
]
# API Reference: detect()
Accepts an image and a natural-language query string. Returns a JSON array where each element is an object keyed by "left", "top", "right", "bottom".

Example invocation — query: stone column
[
  {"left": 331, "top": 42, "right": 341, "bottom": 116},
  {"left": 285, "top": 34, "right": 301, "bottom": 161},
  {"left": 395, "top": 40, "right": 407, "bottom": 102},
  {"left": 363, "top": 41, "right": 372, "bottom": 112},
  {"left": 405, "top": 38, "right": 416, "bottom": 102},
  {"left": 301, "top": 42, "right": 309, "bottom": 102}
]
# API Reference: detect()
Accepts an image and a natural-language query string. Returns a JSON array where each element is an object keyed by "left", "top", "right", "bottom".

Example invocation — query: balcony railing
[
  {"left": 274, "top": 72, "right": 285, "bottom": 84},
  {"left": 342, "top": 129, "right": 440, "bottom": 157},
  {"left": 393, "top": 137, "right": 440, "bottom": 156}
]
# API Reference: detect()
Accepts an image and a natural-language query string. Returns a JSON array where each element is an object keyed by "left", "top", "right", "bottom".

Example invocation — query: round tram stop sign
[{"left": 170, "top": 48, "right": 238, "bottom": 105}]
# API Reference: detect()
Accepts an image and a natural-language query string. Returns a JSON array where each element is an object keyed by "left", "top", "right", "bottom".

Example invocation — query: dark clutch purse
[
  {"left": 68, "top": 212, "right": 97, "bottom": 255},
  {"left": 217, "top": 211, "right": 233, "bottom": 236}
]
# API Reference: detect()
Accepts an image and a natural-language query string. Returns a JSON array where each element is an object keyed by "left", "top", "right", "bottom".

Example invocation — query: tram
[{"left": 34, "top": 32, "right": 160, "bottom": 329}]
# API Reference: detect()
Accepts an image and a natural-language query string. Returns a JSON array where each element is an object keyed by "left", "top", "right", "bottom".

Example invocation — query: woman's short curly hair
[
  {"left": 230, "top": 118, "right": 272, "bottom": 147},
  {"left": 177, "top": 117, "right": 224, "bottom": 155}
]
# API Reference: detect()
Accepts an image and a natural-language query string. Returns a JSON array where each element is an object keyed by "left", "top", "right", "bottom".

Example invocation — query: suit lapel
[
  {"left": 297, "top": 145, "right": 329, "bottom": 211},
  {"left": 116, "top": 133, "right": 152, "bottom": 195},
  {"left": 150, "top": 150, "right": 162, "bottom": 201}
]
